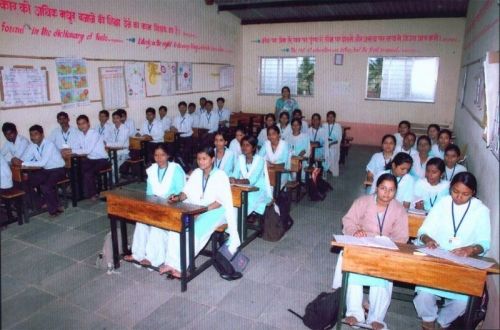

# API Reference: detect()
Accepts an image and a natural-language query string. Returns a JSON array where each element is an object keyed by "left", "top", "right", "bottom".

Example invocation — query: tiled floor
[{"left": 1, "top": 145, "right": 421, "bottom": 329}]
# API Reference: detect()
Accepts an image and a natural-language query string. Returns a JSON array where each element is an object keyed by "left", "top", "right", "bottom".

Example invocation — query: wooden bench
[
  {"left": 0, "top": 188, "right": 27, "bottom": 225},
  {"left": 97, "top": 167, "right": 113, "bottom": 193}
]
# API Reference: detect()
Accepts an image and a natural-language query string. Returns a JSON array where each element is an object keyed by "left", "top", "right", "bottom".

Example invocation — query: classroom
[{"left": 0, "top": 0, "right": 498, "bottom": 329}]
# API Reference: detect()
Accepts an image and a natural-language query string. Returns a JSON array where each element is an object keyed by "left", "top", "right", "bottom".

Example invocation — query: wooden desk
[
  {"left": 267, "top": 163, "right": 286, "bottom": 200},
  {"left": 106, "top": 147, "right": 125, "bottom": 184},
  {"left": 130, "top": 136, "right": 152, "bottom": 164},
  {"left": 10, "top": 165, "right": 42, "bottom": 214},
  {"left": 408, "top": 213, "right": 425, "bottom": 239},
  {"left": 331, "top": 241, "right": 499, "bottom": 329},
  {"left": 231, "top": 184, "right": 259, "bottom": 248},
  {"left": 105, "top": 189, "right": 207, "bottom": 292}
]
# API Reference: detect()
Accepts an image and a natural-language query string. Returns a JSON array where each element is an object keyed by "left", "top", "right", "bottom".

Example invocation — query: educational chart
[
  {"left": 125, "top": 62, "right": 146, "bottom": 99},
  {"left": 98, "top": 66, "right": 127, "bottom": 110},
  {"left": 177, "top": 62, "right": 192, "bottom": 91},
  {"left": 1, "top": 66, "right": 48, "bottom": 107},
  {"left": 55, "top": 58, "right": 90, "bottom": 108},
  {"left": 145, "top": 62, "right": 161, "bottom": 96},
  {"left": 483, "top": 52, "right": 499, "bottom": 159},
  {"left": 160, "top": 62, "right": 177, "bottom": 96},
  {"left": 219, "top": 65, "right": 234, "bottom": 89}
]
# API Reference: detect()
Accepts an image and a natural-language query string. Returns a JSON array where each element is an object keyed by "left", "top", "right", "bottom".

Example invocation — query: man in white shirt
[
  {"left": 119, "top": 109, "right": 136, "bottom": 137},
  {"left": 73, "top": 115, "right": 110, "bottom": 200},
  {"left": 158, "top": 105, "right": 172, "bottom": 132},
  {"left": 137, "top": 107, "right": 164, "bottom": 165},
  {"left": 105, "top": 110, "right": 130, "bottom": 177},
  {"left": 197, "top": 100, "right": 219, "bottom": 136},
  {"left": 11, "top": 125, "right": 66, "bottom": 216},
  {"left": 0, "top": 153, "right": 13, "bottom": 191},
  {"left": 48, "top": 111, "right": 82, "bottom": 155},
  {"left": 216, "top": 97, "right": 231, "bottom": 129},
  {"left": 197, "top": 97, "right": 207, "bottom": 116},
  {"left": 172, "top": 101, "right": 194, "bottom": 165},
  {"left": 188, "top": 102, "right": 199, "bottom": 128},
  {"left": 94, "top": 110, "right": 113, "bottom": 142},
  {"left": 1, "top": 122, "right": 30, "bottom": 163}
]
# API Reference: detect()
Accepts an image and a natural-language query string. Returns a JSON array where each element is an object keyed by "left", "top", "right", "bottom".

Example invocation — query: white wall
[
  {"left": 0, "top": 0, "right": 241, "bottom": 142},
  {"left": 453, "top": 1, "right": 499, "bottom": 328},
  {"left": 240, "top": 18, "right": 465, "bottom": 145}
]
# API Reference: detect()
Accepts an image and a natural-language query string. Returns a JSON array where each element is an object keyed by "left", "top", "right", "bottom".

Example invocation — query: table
[
  {"left": 106, "top": 147, "right": 126, "bottom": 184},
  {"left": 104, "top": 189, "right": 207, "bottom": 292},
  {"left": 129, "top": 136, "right": 151, "bottom": 164},
  {"left": 10, "top": 165, "right": 42, "bottom": 214},
  {"left": 231, "top": 184, "right": 259, "bottom": 248},
  {"left": 267, "top": 163, "right": 287, "bottom": 200},
  {"left": 408, "top": 212, "right": 426, "bottom": 238},
  {"left": 331, "top": 241, "right": 500, "bottom": 330}
]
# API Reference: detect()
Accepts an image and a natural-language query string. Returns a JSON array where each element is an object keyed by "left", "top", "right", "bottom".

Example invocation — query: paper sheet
[
  {"left": 408, "top": 208, "right": 427, "bottom": 216},
  {"left": 333, "top": 235, "right": 399, "bottom": 250},
  {"left": 417, "top": 247, "right": 494, "bottom": 270}
]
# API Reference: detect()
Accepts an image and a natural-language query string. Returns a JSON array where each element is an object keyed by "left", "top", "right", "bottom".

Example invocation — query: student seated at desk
[
  {"left": 124, "top": 144, "right": 185, "bottom": 268},
  {"left": 370, "top": 152, "right": 414, "bottom": 209},
  {"left": 427, "top": 124, "right": 441, "bottom": 147},
  {"left": 48, "top": 112, "right": 82, "bottom": 153},
  {"left": 228, "top": 127, "right": 244, "bottom": 161},
  {"left": 308, "top": 113, "right": 328, "bottom": 166},
  {"left": 286, "top": 118, "right": 311, "bottom": 158},
  {"left": 431, "top": 129, "right": 452, "bottom": 159},
  {"left": 158, "top": 105, "right": 171, "bottom": 132},
  {"left": 413, "top": 157, "right": 449, "bottom": 213},
  {"left": 2, "top": 122, "right": 30, "bottom": 163},
  {"left": 278, "top": 111, "right": 292, "bottom": 140},
  {"left": 160, "top": 146, "right": 240, "bottom": 278},
  {"left": 394, "top": 120, "right": 411, "bottom": 148},
  {"left": 12, "top": 125, "right": 66, "bottom": 217},
  {"left": 395, "top": 131, "right": 417, "bottom": 157},
  {"left": 333, "top": 173, "right": 408, "bottom": 330},
  {"left": 414, "top": 172, "right": 490, "bottom": 330},
  {"left": 230, "top": 135, "right": 272, "bottom": 215},
  {"left": 292, "top": 109, "right": 309, "bottom": 134},
  {"left": 365, "top": 134, "right": 396, "bottom": 184},
  {"left": 196, "top": 97, "right": 207, "bottom": 117},
  {"left": 257, "top": 113, "right": 276, "bottom": 148},
  {"left": 73, "top": 115, "right": 110, "bottom": 200},
  {"left": 259, "top": 125, "right": 290, "bottom": 189},
  {"left": 216, "top": 97, "right": 231, "bottom": 129},
  {"left": 188, "top": 102, "right": 199, "bottom": 128},
  {"left": 119, "top": 109, "right": 136, "bottom": 138},
  {"left": 105, "top": 110, "right": 130, "bottom": 176},
  {"left": 444, "top": 144, "right": 467, "bottom": 181},
  {"left": 172, "top": 101, "right": 194, "bottom": 164},
  {"left": 137, "top": 107, "right": 164, "bottom": 143},
  {"left": 324, "top": 110, "right": 342, "bottom": 177},
  {"left": 197, "top": 100, "right": 219, "bottom": 143},
  {"left": 411, "top": 135, "right": 432, "bottom": 180},
  {"left": 213, "top": 132, "right": 235, "bottom": 176},
  {"left": 94, "top": 109, "right": 112, "bottom": 140}
]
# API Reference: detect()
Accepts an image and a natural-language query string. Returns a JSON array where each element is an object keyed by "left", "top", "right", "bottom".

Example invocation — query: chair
[
  {"left": 340, "top": 127, "right": 353, "bottom": 165},
  {"left": 0, "top": 188, "right": 27, "bottom": 225},
  {"left": 287, "top": 156, "right": 305, "bottom": 203},
  {"left": 97, "top": 166, "right": 113, "bottom": 193}
]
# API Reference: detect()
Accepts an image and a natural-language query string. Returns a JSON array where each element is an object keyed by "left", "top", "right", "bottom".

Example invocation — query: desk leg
[
  {"left": 336, "top": 271, "right": 349, "bottom": 330},
  {"left": 464, "top": 296, "right": 477, "bottom": 330},
  {"left": 188, "top": 215, "right": 195, "bottom": 276},
  {"left": 109, "top": 216, "right": 120, "bottom": 270},
  {"left": 180, "top": 222, "right": 187, "bottom": 292},
  {"left": 112, "top": 151, "right": 119, "bottom": 184},
  {"left": 70, "top": 157, "right": 78, "bottom": 207},
  {"left": 120, "top": 221, "right": 130, "bottom": 255},
  {"left": 275, "top": 173, "right": 282, "bottom": 200},
  {"left": 242, "top": 192, "right": 249, "bottom": 241}
]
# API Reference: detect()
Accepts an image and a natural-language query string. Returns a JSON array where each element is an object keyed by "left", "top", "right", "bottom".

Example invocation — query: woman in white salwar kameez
[
  {"left": 214, "top": 132, "right": 235, "bottom": 176},
  {"left": 124, "top": 145, "right": 185, "bottom": 268},
  {"left": 286, "top": 118, "right": 310, "bottom": 181},
  {"left": 230, "top": 135, "right": 272, "bottom": 215},
  {"left": 228, "top": 127, "right": 244, "bottom": 163},
  {"left": 411, "top": 135, "right": 432, "bottom": 180},
  {"left": 258, "top": 125, "right": 291, "bottom": 190},
  {"left": 159, "top": 146, "right": 240, "bottom": 278},
  {"left": 278, "top": 111, "right": 292, "bottom": 141},
  {"left": 324, "top": 111, "right": 342, "bottom": 177}
]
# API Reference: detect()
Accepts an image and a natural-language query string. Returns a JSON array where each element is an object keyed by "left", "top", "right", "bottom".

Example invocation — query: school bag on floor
[
  {"left": 288, "top": 290, "right": 340, "bottom": 330},
  {"left": 262, "top": 190, "right": 294, "bottom": 241},
  {"left": 213, "top": 244, "right": 249, "bottom": 281}
]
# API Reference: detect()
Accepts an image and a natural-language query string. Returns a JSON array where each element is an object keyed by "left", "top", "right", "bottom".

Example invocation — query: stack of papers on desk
[
  {"left": 408, "top": 208, "right": 427, "bottom": 216},
  {"left": 417, "top": 247, "right": 494, "bottom": 270},
  {"left": 231, "top": 183, "right": 252, "bottom": 188},
  {"left": 333, "top": 235, "right": 399, "bottom": 250}
]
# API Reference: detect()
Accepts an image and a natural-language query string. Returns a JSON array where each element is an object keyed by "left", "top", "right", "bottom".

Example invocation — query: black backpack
[
  {"left": 449, "top": 285, "right": 488, "bottom": 330},
  {"left": 276, "top": 189, "right": 294, "bottom": 231},
  {"left": 262, "top": 190, "right": 294, "bottom": 241},
  {"left": 288, "top": 290, "right": 340, "bottom": 330}
]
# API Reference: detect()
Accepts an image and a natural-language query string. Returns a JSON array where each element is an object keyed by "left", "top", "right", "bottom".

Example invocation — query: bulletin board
[
  {"left": 0, "top": 65, "right": 50, "bottom": 107},
  {"left": 219, "top": 65, "right": 234, "bottom": 89},
  {"left": 98, "top": 66, "right": 128, "bottom": 110}
]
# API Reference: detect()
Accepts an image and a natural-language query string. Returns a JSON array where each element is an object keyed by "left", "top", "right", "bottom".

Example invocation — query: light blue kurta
[
  {"left": 308, "top": 126, "right": 328, "bottom": 162},
  {"left": 146, "top": 162, "right": 185, "bottom": 197},
  {"left": 370, "top": 169, "right": 415, "bottom": 204},
  {"left": 214, "top": 147, "right": 235, "bottom": 177},
  {"left": 258, "top": 139, "right": 291, "bottom": 188},
  {"left": 232, "top": 154, "right": 272, "bottom": 215},
  {"left": 413, "top": 179, "right": 450, "bottom": 212},
  {"left": 275, "top": 97, "right": 299, "bottom": 118},
  {"left": 415, "top": 195, "right": 491, "bottom": 300}
]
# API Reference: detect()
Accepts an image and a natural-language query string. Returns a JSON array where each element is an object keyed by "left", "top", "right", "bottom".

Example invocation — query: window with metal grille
[{"left": 259, "top": 57, "right": 315, "bottom": 95}]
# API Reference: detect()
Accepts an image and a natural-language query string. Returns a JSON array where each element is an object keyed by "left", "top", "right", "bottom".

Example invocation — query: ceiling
[{"left": 214, "top": 0, "right": 469, "bottom": 25}]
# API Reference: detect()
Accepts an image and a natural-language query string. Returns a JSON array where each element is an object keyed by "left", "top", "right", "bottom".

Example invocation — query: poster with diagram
[
  {"left": 55, "top": 58, "right": 90, "bottom": 108},
  {"left": 177, "top": 62, "right": 192, "bottom": 91},
  {"left": 145, "top": 62, "right": 162, "bottom": 96},
  {"left": 1, "top": 67, "right": 49, "bottom": 107},
  {"left": 160, "top": 62, "right": 177, "bottom": 96},
  {"left": 125, "top": 62, "right": 146, "bottom": 99}
]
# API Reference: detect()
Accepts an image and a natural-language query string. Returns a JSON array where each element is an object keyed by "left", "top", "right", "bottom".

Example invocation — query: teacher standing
[{"left": 275, "top": 86, "right": 299, "bottom": 118}]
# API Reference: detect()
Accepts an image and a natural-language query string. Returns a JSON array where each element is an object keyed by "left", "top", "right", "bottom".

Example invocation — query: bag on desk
[
  {"left": 213, "top": 245, "right": 248, "bottom": 281},
  {"left": 96, "top": 229, "right": 124, "bottom": 272},
  {"left": 288, "top": 290, "right": 340, "bottom": 330}
]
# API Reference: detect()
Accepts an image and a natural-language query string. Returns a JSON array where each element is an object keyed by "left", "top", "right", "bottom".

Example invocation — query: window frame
[
  {"left": 364, "top": 56, "right": 439, "bottom": 104},
  {"left": 258, "top": 56, "right": 316, "bottom": 97}
]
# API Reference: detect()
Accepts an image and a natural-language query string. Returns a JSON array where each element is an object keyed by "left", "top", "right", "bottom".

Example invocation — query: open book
[
  {"left": 333, "top": 235, "right": 399, "bottom": 250},
  {"left": 417, "top": 247, "right": 495, "bottom": 270}
]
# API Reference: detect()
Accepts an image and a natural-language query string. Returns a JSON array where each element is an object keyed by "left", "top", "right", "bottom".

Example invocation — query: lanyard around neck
[
  {"left": 158, "top": 165, "right": 168, "bottom": 183},
  {"left": 451, "top": 199, "right": 471, "bottom": 238},
  {"left": 446, "top": 165, "right": 456, "bottom": 181},
  {"left": 215, "top": 149, "right": 225, "bottom": 168},
  {"left": 62, "top": 129, "right": 70, "bottom": 143},
  {"left": 147, "top": 123, "right": 153, "bottom": 134},
  {"left": 376, "top": 201, "right": 389, "bottom": 236}
]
